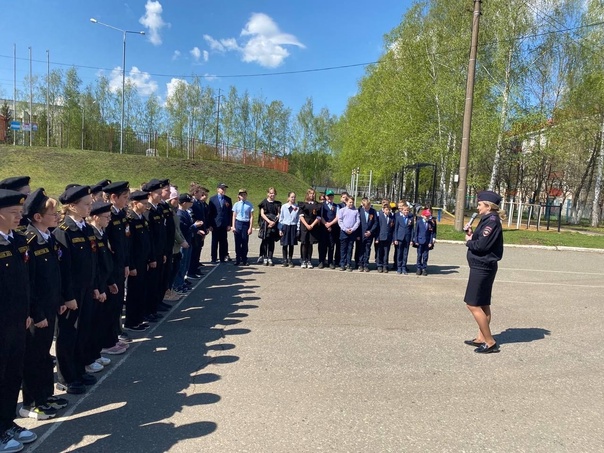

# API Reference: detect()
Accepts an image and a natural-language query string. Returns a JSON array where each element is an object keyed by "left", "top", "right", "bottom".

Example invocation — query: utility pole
[
  {"left": 29, "top": 46, "right": 33, "bottom": 147},
  {"left": 46, "top": 50, "right": 50, "bottom": 147},
  {"left": 215, "top": 88, "right": 221, "bottom": 157},
  {"left": 454, "top": 0, "right": 482, "bottom": 231}
]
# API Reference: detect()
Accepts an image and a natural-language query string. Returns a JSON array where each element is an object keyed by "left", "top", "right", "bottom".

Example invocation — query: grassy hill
[{"left": 0, "top": 145, "right": 310, "bottom": 208}]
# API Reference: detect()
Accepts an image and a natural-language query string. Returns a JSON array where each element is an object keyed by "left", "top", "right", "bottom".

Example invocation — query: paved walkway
[{"left": 20, "top": 239, "right": 604, "bottom": 452}]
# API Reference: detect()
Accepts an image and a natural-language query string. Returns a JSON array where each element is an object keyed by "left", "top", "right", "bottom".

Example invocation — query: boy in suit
[
  {"left": 375, "top": 203, "right": 394, "bottom": 273},
  {"left": 393, "top": 201, "right": 414, "bottom": 275},
  {"left": 357, "top": 198, "right": 379, "bottom": 272},
  {"left": 411, "top": 208, "right": 437, "bottom": 275}
]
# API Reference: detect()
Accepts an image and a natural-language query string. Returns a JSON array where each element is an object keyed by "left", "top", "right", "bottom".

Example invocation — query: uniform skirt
[
  {"left": 464, "top": 263, "right": 498, "bottom": 306},
  {"left": 300, "top": 225, "right": 320, "bottom": 244},
  {"left": 280, "top": 224, "right": 298, "bottom": 246}
]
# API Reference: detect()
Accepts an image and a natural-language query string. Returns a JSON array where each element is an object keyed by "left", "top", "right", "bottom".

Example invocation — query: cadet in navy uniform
[
  {"left": 158, "top": 179, "right": 175, "bottom": 309},
  {"left": 142, "top": 179, "right": 167, "bottom": 321},
  {"left": 21, "top": 189, "right": 68, "bottom": 421},
  {"left": 187, "top": 183, "right": 207, "bottom": 277},
  {"left": 100, "top": 181, "right": 131, "bottom": 354},
  {"left": 0, "top": 176, "right": 31, "bottom": 233},
  {"left": 53, "top": 185, "right": 98, "bottom": 395},
  {"left": 375, "top": 203, "right": 395, "bottom": 273},
  {"left": 357, "top": 198, "right": 379, "bottom": 272},
  {"left": 463, "top": 190, "right": 505, "bottom": 354},
  {"left": 318, "top": 190, "right": 339, "bottom": 269},
  {"left": 393, "top": 202, "right": 414, "bottom": 275},
  {"left": 208, "top": 183, "right": 232, "bottom": 263},
  {"left": 0, "top": 189, "right": 39, "bottom": 452},
  {"left": 411, "top": 208, "right": 437, "bottom": 275}
]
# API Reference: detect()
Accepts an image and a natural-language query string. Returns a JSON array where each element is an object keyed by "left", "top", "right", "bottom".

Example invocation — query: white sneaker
[
  {"left": 263, "top": 258, "right": 268, "bottom": 265},
  {"left": 96, "top": 357, "right": 111, "bottom": 366},
  {"left": 101, "top": 344, "right": 126, "bottom": 355},
  {"left": 307, "top": 261, "right": 313, "bottom": 269},
  {"left": 267, "top": 259, "right": 274, "bottom": 266},
  {"left": 300, "top": 262, "right": 307, "bottom": 269},
  {"left": 85, "top": 362, "right": 104, "bottom": 373}
]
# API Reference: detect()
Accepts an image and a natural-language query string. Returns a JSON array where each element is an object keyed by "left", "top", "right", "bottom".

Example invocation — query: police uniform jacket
[
  {"left": 358, "top": 207, "right": 379, "bottom": 240},
  {"left": 93, "top": 227, "right": 115, "bottom": 295},
  {"left": 393, "top": 212, "right": 414, "bottom": 242},
  {"left": 127, "top": 210, "right": 153, "bottom": 273},
  {"left": 466, "top": 213, "right": 503, "bottom": 270},
  {"left": 105, "top": 207, "right": 130, "bottom": 284},
  {"left": 376, "top": 211, "right": 395, "bottom": 242},
  {"left": 26, "top": 225, "right": 62, "bottom": 324},
  {"left": 144, "top": 204, "right": 167, "bottom": 262},
  {"left": 0, "top": 231, "right": 30, "bottom": 325},
  {"left": 53, "top": 217, "right": 98, "bottom": 301}
]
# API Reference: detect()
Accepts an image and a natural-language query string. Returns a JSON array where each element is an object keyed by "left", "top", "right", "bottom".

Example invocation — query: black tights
[
  {"left": 282, "top": 245, "right": 294, "bottom": 261},
  {"left": 261, "top": 239, "right": 275, "bottom": 259},
  {"left": 300, "top": 243, "right": 313, "bottom": 261}
]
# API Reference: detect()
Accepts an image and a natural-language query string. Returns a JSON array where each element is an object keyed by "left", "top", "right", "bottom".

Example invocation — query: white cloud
[
  {"left": 203, "top": 13, "right": 304, "bottom": 68},
  {"left": 172, "top": 50, "right": 181, "bottom": 60},
  {"left": 139, "top": 0, "right": 169, "bottom": 46},
  {"left": 203, "top": 50, "right": 209, "bottom": 62},
  {"left": 166, "top": 78, "right": 188, "bottom": 99},
  {"left": 109, "top": 66, "right": 158, "bottom": 96},
  {"left": 190, "top": 47, "right": 201, "bottom": 61}
]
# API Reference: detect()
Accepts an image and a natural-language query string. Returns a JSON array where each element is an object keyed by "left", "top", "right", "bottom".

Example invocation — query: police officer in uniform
[{"left": 463, "top": 190, "right": 505, "bottom": 354}]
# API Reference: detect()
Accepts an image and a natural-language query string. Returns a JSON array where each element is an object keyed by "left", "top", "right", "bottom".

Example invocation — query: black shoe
[
  {"left": 282, "top": 260, "right": 289, "bottom": 267},
  {"left": 46, "top": 396, "right": 69, "bottom": 409},
  {"left": 422, "top": 269, "right": 428, "bottom": 276},
  {"left": 340, "top": 266, "right": 346, "bottom": 271},
  {"left": 329, "top": 263, "right": 335, "bottom": 269},
  {"left": 56, "top": 382, "right": 86, "bottom": 394},
  {"left": 80, "top": 373, "right": 97, "bottom": 385},
  {"left": 384, "top": 268, "right": 389, "bottom": 273},
  {"left": 464, "top": 339, "right": 483, "bottom": 347},
  {"left": 143, "top": 315, "right": 159, "bottom": 323},
  {"left": 416, "top": 269, "right": 422, "bottom": 275},
  {"left": 124, "top": 324, "right": 147, "bottom": 332},
  {"left": 474, "top": 343, "right": 500, "bottom": 354},
  {"left": 318, "top": 262, "right": 324, "bottom": 269}
]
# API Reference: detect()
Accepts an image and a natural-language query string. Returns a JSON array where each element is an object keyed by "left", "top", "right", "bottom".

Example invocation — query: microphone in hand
[{"left": 463, "top": 213, "right": 478, "bottom": 231}]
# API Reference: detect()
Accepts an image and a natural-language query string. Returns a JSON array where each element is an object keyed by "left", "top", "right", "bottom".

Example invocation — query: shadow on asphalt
[
  {"left": 35, "top": 263, "right": 259, "bottom": 452},
  {"left": 495, "top": 327, "right": 551, "bottom": 344}
]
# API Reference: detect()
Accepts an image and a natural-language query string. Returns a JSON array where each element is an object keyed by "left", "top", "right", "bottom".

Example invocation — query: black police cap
[
  {"left": 90, "top": 201, "right": 112, "bottom": 216},
  {"left": 477, "top": 190, "right": 502, "bottom": 205},
  {"left": 59, "top": 185, "right": 92, "bottom": 204},
  {"left": 129, "top": 190, "right": 149, "bottom": 201},
  {"left": 22, "top": 188, "right": 49, "bottom": 218},
  {"left": 103, "top": 181, "right": 130, "bottom": 195},
  {"left": 0, "top": 176, "right": 31, "bottom": 191},
  {"left": 141, "top": 179, "right": 162, "bottom": 192},
  {"left": 0, "top": 189, "right": 27, "bottom": 209}
]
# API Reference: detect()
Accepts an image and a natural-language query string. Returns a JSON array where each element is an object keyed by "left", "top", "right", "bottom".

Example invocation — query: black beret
[
  {"left": 0, "top": 189, "right": 27, "bottom": 209},
  {"left": 90, "top": 201, "right": 112, "bottom": 216},
  {"left": 22, "top": 188, "right": 49, "bottom": 218},
  {"left": 477, "top": 190, "right": 502, "bottom": 205},
  {"left": 64, "top": 183, "right": 80, "bottom": 191},
  {"left": 159, "top": 178, "right": 170, "bottom": 188},
  {"left": 141, "top": 179, "right": 162, "bottom": 192},
  {"left": 103, "top": 181, "right": 130, "bottom": 195},
  {"left": 0, "top": 176, "right": 31, "bottom": 191},
  {"left": 59, "top": 185, "right": 92, "bottom": 204},
  {"left": 178, "top": 194, "right": 192, "bottom": 204},
  {"left": 129, "top": 190, "right": 149, "bottom": 201}
]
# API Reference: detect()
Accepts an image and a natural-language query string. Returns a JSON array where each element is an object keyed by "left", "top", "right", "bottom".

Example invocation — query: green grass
[
  {"left": 0, "top": 145, "right": 310, "bottom": 209},
  {"left": 437, "top": 223, "right": 604, "bottom": 249}
]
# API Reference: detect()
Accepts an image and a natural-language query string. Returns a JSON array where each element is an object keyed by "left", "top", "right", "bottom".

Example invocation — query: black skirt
[
  {"left": 464, "top": 264, "right": 498, "bottom": 306},
  {"left": 280, "top": 224, "right": 298, "bottom": 246}
]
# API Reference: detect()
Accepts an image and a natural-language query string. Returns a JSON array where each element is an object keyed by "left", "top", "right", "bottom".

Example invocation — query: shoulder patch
[{"left": 483, "top": 226, "right": 493, "bottom": 237}]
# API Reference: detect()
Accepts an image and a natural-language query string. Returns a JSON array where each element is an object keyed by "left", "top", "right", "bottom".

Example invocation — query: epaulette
[
  {"left": 26, "top": 231, "right": 37, "bottom": 244},
  {"left": 14, "top": 229, "right": 28, "bottom": 238},
  {"left": 59, "top": 223, "right": 69, "bottom": 231}
]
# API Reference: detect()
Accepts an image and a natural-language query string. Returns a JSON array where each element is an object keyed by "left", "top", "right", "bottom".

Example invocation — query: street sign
[
  {"left": 21, "top": 123, "right": 38, "bottom": 132},
  {"left": 10, "top": 121, "right": 20, "bottom": 131}
]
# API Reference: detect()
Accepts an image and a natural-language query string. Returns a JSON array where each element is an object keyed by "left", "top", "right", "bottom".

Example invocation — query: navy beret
[
  {"left": 129, "top": 190, "right": 149, "bottom": 201},
  {"left": 0, "top": 176, "right": 30, "bottom": 191},
  {"left": 141, "top": 179, "right": 162, "bottom": 192},
  {"left": 477, "top": 190, "right": 502, "bottom": 205},
  {"left": 59, "top": 185, "right": 92, "bottom": 204},
  {"left": 103, "top": 181, "right": 130, "bottom": 195},
  {"left": 159, "top": 178, "right": 170, "bottom": 188},
  {"left": 22, "top": 188, "right": 49, "bottom": 218},
  {"left": 0, "top": 189, "right": 27, "bottom": 209},
  {"left": 90, "top": 201, "right": 112, "bottom": 216}
]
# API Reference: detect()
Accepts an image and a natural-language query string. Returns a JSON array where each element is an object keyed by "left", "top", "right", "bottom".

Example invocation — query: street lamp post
[{"left": 90, "top": 18, "right": 144, "bottom": 154}]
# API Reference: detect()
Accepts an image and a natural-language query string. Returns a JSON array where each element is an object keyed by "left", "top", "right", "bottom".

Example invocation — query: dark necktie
[{"left": 288, "top": 206, "right": 293, "bottom": 213}]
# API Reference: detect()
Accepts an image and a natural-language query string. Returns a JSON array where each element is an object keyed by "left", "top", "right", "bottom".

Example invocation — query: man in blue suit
[
  {"left": 357, "top": 198, "right": 379, "bottom": 272},
  {"left": 208, "top": 183, "right": 232, "bottom": 263}
]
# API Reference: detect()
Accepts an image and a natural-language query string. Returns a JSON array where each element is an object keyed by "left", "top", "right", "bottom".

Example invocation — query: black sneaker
[
  {"left": 56, "top": 381, "right": 86, "bottom": 394},
  {"left": 80, "top": 373, "right": 97, "bottom": 385},
  {"left": 124, "top": 325, "right": 146, "bottom": 332},
  {"left": 46, "top": 396, "right": 69, "bottom": 410},
  {"left": 19, "top": 404, "right": 57, "bottom": 420}
]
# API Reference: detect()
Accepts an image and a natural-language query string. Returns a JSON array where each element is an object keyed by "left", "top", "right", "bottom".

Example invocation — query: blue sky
[{"left": 1, "top": 0, "right": 413, "bottom": 116}]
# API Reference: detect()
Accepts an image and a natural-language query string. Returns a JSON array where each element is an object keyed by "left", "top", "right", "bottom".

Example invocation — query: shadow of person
[
  {"left": 428, "top": 265, "right": 460, "bottom": 275},
  {"left": 495, "top": 327, "right": 551, "bottom": 344}
]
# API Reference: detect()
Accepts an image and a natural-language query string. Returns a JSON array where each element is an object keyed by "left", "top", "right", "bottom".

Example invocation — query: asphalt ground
[{"left": 19, "top": 235, "right": 604, "bottom": 452}]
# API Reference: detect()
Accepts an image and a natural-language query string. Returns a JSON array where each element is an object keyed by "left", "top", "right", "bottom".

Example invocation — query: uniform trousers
[
  {"left": 376, "top": 242, "right": 391, "bottom": 268},
  {"left": 22, "top": 317, "right": 56, "bottom": 406},
  {"left": 101, "top": 280, "right": 125, "bottom": 349},
  {"left": 396, "top": 240, "right": 411, "bottom": 271},
  {"left": 339, "top": 235, "right": 355, "bottom": 268},
  {"left": 416, "top": 244, "right": 431, "bottom": 270},
  {"left": 0, "top": 323, "right": 26, "bottom": 432},
  {"left": 233, "top": 220, "right": 250, "bottom": 263},
  {"left": 358, "top": 238, "right": 374, "bottom": 268},
  {"left": 211, "top": 226, "right": 229, "bottom": 262},
  {"left": 125, "top": 269, "right": 147, "bottom": 328},
  {"left": 145, "top": 260, "right": 164, "bottom": 315},
  {"left": 188, "top": 234, "right": 203, "bottom": 274},
  {"left": 319, "top": 226, "right": 339, "bottom": 265}
]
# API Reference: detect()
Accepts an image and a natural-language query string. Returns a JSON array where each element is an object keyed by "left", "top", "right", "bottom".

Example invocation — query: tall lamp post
[{"left": 90, "top": 18, "right": 144, "bottom": 154}]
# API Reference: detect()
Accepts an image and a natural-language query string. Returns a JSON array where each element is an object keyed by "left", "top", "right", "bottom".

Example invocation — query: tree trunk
[{"left": 591, "top": 121, "right": 604, "bottom": 226}]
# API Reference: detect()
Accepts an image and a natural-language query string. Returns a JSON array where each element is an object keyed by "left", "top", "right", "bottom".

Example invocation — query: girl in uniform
[
  {"left": 298, "top": 189, "right": 321, "bottom": 268},
  {"left": 258, "top": 187, "right": 281, "bottom": 266}
]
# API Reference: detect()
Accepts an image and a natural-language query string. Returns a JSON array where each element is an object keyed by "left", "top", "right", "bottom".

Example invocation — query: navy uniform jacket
[
  {"left": 0, "top": 231, "right": 30, "bottom": 325},
  {"left": 412, "top": 217, "right": 437, "bottom": 246},
  {"left": 358, "top": 207, "right": 379, "bottom": 240},
  {"left": 144, "top": 204, "right": 167, "bottom": 262},
  {"left": 26, "top": 225, "right": 62, "bottom": 324},
  {"left": 394, "top": 212, "right": 414, "bottom": 242},
  {"left": 93, "top": 227, "right": 115, "bottom": 295},
  {"left": 208, "top": 194, "right": 233, "bottom": 229},
  {"left": 53, "top": 217, "right": 98, "bottom": 301},
  {"left": 177, "top": 208, "right": 197, "bottom": 241},
  {"left": 189, "top": 198, "right": 208, "bottom": 233},
  {"left": 466, "top": 213, "right": 503, "bottom": 269},
  {"left": 127, "top": 211, "right": 153, "bottom": 273},
  {"left": 160, "top": 201, "right": 176, "bottom": 257},
  {"left": 376, "top": 211, "right": 395, "bottom": 242},
  {"left": 105, "top": 207, "right": 130, "bottom": 283}
]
